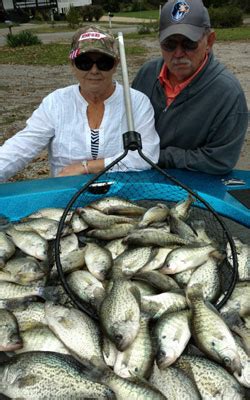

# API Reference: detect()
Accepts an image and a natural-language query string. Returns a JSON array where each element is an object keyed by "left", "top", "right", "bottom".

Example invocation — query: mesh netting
[{"left": 55, "top": 151, "right": 238, "bottom": 318}]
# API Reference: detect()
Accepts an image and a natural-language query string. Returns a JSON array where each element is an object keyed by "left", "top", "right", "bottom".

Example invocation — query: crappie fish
[
  {"left": 45, "top": 303, "right": 105, "bottom": 368},
  {"left": 162, "top": 243, "right": 222, "bottom": 274},
  {"left": 102, "top": 336, "right": 118, "bottom": 368},
  {"left": 154, "top": 310, "right": 191, "bottom": 368},
  {"left": 105, "top": 238, "right": 128, "bottom": 259},
  {"left": 25, "top": 207, "right": 71, "bottom": 221},
  {"left": 57, "top": 233, "right": 79, "bottom": 257},
  {"left": 15, "top": 326, "right": 70, "bottom": 355},
  {"left": 149, "top": 363, "right": 201, "bottom": 399},
  {"left": 66, "top": 270, "right": 105, "bottom": 311},
  {"left": 11, "top": 301, "right": 47, "bottom": 331},
  {"left": 87, "top": 223, "right": 135, "bottom": 240},
  {"left": 51, "top": 247, "right": 85, "bottom": 278},
  {"left": 114, "top": 246, "right": 154, "bottom": 277},
  {"left": 0, "top": 256, "right": 48, "bottom": 285},
  {"left": 169, "top": 194, "right": 194, "bottom": 220},
  {"left": 79, "top": 206, "right": 136, "bottom": 229},
  {"left": 169, "top": 214, "right": 197, "bottom": 241},
  {"left": 187, "top": 284, "right": 242, "bottom": 375},
  {"left": 141, "top": 290, "right": 187, "bottom": 319},
  {"left": 134, "top": 270, "right": 180, "bottom": 292},
  {"left": 0, "top": 308, "right": 22, "bottom": 351},
  {"left": 25, "top": 208, "right": 88, "bottom": 232},
  {"left": 0, "top": 281, "right": 58, "bottom": 303},
  {"left": 6, "top": 227, "right": 48, "bottom": 260},
  {"left": 89, "top": 196, "right": 146, "bottom": 216},
  {"left": 138, "top": 246, "right": 176, "bottom": 273},
  {"left": 114, "top": 314, "right": 155, "bottom": 379},
  {"left": 0, "top": 231, "right": 15, "bottom": 263},
  {"left": 187, "top": 257, "right": 221, "bottom": 302},
  {"left": 175, "top": 354, "right": 244, "bottom": 400},
  {"left": 123, "top": 228, "right": 190, "bottom": 247},
  {"left": 191, "top": 220, "right": 213, "bottom": 244},
  {"left": 13, "top": 217, "right": 70, "bottom": 240},
  {"left": 138, "top": 203, "right": 169, "bottom": 228},
  {"left": 174, "top": 268, "right": 194, "bottom": 288},
  {"left": 227, "top": 238, "right": 250, "bottom": 281},
  {"left": 84, "top": 242, "right": 113, "bottom": 281},
  {"left": 99, "top": 277, "right": 141, "bottom": 351},
  {"left": 85, "top": 365, "right": 167, "bottom": 400},
  {"left": 131, "top": 280, "right": 158, "bottom": 297},
  {"left": 0, "top": 351, "right": 115, "bottom": 399},
  {"left": 71, "top": 212, "right": 89, "bottom": 232},
  {"left": 220, "top": 281, "right": 250, "bottom": 318},
  {"left": 225, "top": 312, "right": 250, "bottom": 356},
  {"left": 233, "top": 339, "right": 250, "bottom": 388}
]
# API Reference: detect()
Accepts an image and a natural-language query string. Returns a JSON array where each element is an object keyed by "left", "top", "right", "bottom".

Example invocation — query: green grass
[
  {"left": 126, "top": 25, "right": 250, "bottom": 41},
  {"left": 0, "top": 42, "right": 145, "bottom": 65},
  {"left": 115, "top": 10, "right": 159, "bottom": 19},
  {"left": 215, "top": 25, "right": 250, "bottom": 40},
  {"left": 0, "top": 43, "right": 70, "bottom": 65}
]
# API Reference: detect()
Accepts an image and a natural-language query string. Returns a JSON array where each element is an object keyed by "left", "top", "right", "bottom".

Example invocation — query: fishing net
[{"left": 55, "top": 132, "right": 238, "bottom": 318}]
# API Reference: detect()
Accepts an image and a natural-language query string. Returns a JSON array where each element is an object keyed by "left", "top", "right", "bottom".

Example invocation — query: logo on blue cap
[{"left": 171, "top": 1, "right": 190, "bottom": 22}]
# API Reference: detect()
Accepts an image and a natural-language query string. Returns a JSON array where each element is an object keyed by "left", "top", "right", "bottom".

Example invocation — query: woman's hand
[
  {"left": 58, "top": 159, "right": 105, "bottom": 177},
  {"left": 58, "top": 163, "right": 84, "bottom": 177}
]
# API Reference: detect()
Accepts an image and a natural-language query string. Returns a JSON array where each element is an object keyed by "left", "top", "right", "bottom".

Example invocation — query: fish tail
[{"left": 186, "top": 284, "right": 204, "bottom": 302}]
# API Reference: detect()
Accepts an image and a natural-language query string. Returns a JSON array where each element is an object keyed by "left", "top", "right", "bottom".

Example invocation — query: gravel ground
[{"left": 0, "top": 37, "right": 249, "bottom": 182}]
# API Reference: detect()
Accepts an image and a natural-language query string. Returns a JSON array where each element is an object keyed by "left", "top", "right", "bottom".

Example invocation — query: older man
[{"left": 132, "top": 0, "right": 248, "bottom": 174}]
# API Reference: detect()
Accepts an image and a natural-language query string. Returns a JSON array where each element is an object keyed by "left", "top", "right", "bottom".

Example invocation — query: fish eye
[
  {"left": 115, "top": 334, "right": 123, "bottom": 341},
  {"left": 134, "top": 367, "right": 138, "bottom": 372},
  {"left": 224, "top": 356, "right": 231, "bottom": 365},
  {"left": 162, "top": 335, "right": 166, "bottom": 339}
]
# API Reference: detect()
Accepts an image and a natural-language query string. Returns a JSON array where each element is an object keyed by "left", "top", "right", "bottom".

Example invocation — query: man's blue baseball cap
[{"left": 160, "top": 0, "right": 211, "bottom": 43}]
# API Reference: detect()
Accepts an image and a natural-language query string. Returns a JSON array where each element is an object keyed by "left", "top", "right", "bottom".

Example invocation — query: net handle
[{"left": 118, "top": 32, "right": 135, "bottom": 132}]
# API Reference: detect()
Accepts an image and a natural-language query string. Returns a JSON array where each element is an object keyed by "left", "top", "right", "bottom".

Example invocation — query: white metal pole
[
  {"left": 117, "top": 32, "right": 134, "bottom": 132},
  {"left": 108, "top": 13, "right": 112, "bottom": 29}
]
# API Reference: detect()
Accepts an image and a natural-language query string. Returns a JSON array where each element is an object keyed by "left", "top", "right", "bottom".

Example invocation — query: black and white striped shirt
[{"left": 91, "top": 129, "right": 99, "bottom": 159}]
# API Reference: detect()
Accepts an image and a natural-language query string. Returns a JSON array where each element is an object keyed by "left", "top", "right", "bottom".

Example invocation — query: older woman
[{"left": 0, "top": 26, "right": 160, "bottom": 182}]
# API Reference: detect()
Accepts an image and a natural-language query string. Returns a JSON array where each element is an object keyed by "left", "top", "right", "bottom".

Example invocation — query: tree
[{"left": 66, "top": 5, "right": 81, "bottom": 28}]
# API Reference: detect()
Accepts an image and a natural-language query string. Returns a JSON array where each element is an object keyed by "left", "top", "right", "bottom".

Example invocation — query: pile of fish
[{"left": 0, "top": 195, "right": 249, "bottom": 399}]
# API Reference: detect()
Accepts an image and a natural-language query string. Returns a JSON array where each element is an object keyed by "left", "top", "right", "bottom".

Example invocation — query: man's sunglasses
[
  {"left": 161, "top": 38, "right": 199, "bottom": 52},
  {"left": 74, "top": 54, "right": 115, "bottom": 71}
]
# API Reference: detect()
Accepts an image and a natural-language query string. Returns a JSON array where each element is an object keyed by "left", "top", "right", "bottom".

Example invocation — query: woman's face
[{"left": 72, "top": 52, "right": 118, "bottom": 96}]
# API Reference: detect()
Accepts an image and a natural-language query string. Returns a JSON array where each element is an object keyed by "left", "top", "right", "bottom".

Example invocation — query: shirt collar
[{"left": 159, "top": 54, "right": 208, "bottom": 89}]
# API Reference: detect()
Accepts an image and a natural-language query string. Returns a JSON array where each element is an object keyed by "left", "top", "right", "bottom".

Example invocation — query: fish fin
[
  {"left": 204, "top": 300, "right": 221, "bottom": 316},
  {"left": 129, "top": 285, "right": 141, "bottom": 306},
  {"left": 128, "top": 369, "right": 165, "bottom": 394},
  {"left": 186, "top": 283, "right": 204, "bottom": 301},
  {"left": 210, "top": 250, "right": 225, "bottom": 261}
]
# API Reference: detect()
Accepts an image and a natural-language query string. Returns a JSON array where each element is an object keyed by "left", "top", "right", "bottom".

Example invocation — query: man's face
[{"left": 161, "top": 32, "right": 215, "bottom": 82}]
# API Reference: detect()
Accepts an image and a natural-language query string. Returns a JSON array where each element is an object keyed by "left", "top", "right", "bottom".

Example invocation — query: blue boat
[{"left": 0, "top": 168, "right": 249, "bottom": 230}]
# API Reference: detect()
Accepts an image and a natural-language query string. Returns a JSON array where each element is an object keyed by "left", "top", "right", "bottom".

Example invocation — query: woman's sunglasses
[
  {"left": 74, "top": 54, "right": 115, "bottom": 71},
  {"left": 161, "top": 38, "right": 200, "bottom": 52}
]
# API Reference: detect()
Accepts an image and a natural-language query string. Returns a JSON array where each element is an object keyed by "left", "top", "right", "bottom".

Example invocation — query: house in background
[
  {"left": 57, "top": 0, "right": 91, "bottom": 14},
  {"left": 2, "top": 0, "right": 92, "bottom": 17}
]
